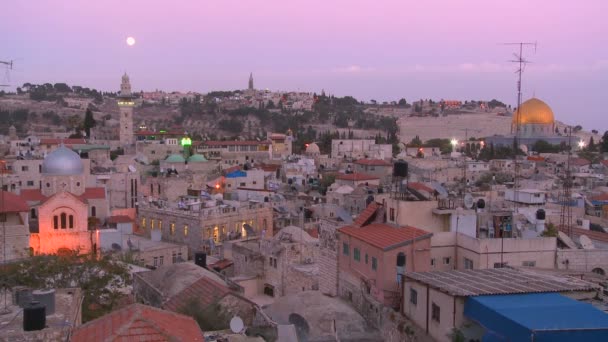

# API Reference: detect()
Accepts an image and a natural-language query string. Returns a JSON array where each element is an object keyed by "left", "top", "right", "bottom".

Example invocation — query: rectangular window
[
  {"left": 431, "top": 258, "right": 436, "bottom": 267},
  {"left": 354, "top": 248, "right": 360, "bottom": 262},
  {"left": 172, "top": 252, "right": 177, "bottom": 264},
  {"left": 159, "top": 256, "right": 164, "bottom": 265},
  {"left": 372, "top": 257, "right": 377, "bottom": 271},
  {"left": 464, "top": 258, "right": 474, "bottom": 270},
  {"left": 141, "top": 218, "right": 146, "bottom": 229},
  {"left": 269, "top": 257, "right": 273, "bottom": 266},
  {"left": 431, "top": 303, "right": 440, "bottom": 322},
  {"left": 153, "top": 257, "right": 158, "bottom": 267},
  {"left": 522, "top": 261, "right": 536, "bottom": 267},
  {"left": 158, "top": 220, "right": 163, "bottom": 231},
  {"left": 410, "top": 289, "right": 418, "bottom": 305},
  {"left": 443, "top": 257, "right": 451, "bottom": 265},
  {"left": 26, "top": 181, "right": 34, "bottom": 186},
  {"left": 494, "top": 262, "right": 507, "bottom": 268},
  {"left": 365, "top": 254, "right": 368, "bottom": 264},
  {"left": 389, "top": 208, "right": 395, "bottom": 221},
  {"left": 342, "top": 242, "right": 349, "bottom": 256},
  {"left": 151, "top": 219, "right": 155, "bottom": 229},
  {"left": 170, "top": 223, "right": 175, "bottom": 235},
  {"left": 184, "top": 225, "right": 188, "bottom": 236},
  {"left": 21, "top": 166, "right": 28, "bottom": 172}
]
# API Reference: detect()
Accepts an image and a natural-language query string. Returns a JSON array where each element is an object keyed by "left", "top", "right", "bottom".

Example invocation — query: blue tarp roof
[
  {"left": 464, "top": 293, "right": 608, "bottom": 342},
  {"left": 226, "top": 170, "right": 247, "bottom": 178}
]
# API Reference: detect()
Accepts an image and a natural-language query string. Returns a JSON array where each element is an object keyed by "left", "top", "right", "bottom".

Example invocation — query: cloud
[{"left": 332, "top": 65, "right": 375, "bottom": 73}]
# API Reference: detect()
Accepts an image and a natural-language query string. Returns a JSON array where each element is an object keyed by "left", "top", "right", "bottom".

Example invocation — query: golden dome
[{"left": 512, "top": 98, "right": 554, "bottom": 125}]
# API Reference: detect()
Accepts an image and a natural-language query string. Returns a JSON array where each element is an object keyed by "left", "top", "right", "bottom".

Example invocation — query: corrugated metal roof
[{"left": 405, "top": 268, "right": 598, "bottom": 297}]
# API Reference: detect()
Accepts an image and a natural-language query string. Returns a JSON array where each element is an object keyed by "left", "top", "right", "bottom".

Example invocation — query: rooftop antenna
[
  {"left": 0, "top": 60, "right": 14, "bottom": 87},
  {"left": 502, "top": 41, "right": 537, "bottom": 237}
]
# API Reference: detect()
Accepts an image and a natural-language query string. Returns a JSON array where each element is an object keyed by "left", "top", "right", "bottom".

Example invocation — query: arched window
[
  {"left": 158, "top": 184, "right": 161, "bottom": 195},
  {"left": 91, "top": 206, "right": 96, "bottom": 217},
  {"left": 53, "top": 216, "right": 58, "bottom": 229},
  {"left": 69, "top": 215, "right": 74, "bottom": 228},
  {"left": 30, "top": 208, "right": 37, "bottom": 219},
  {"left": 150, "top": 183, "right": 154, "bottom": 195},
  {"left": 592, "top": 268, "right": 605, "bottom": 276},
  {"left": 60, "top": 213, "right": 67, "bottom": 229}
]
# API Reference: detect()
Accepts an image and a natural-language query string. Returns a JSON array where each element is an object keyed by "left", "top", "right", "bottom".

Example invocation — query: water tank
[
  {"left": 476, "top": 199, "right": 486, "bottom": 209},
  {"left": 536, "top": 209, "right": 546, "bottom": 220},
  {"left": 13, "top": 287, "right": 33, "bottom": 308},
  {"left": 33, "top": 289, "right": 55, "bottom": 315},
  {"left": 23, "top": 301, "right": 46, "bottom": 331},
  {"left": 393, "top": 160, "right": 408, "bottom": 178},
  {"left": 366, "top": 195, "right": 374, "bottom": 206},
  {"left": 194, "top": 252, "right": 207, "bottom": 268}
]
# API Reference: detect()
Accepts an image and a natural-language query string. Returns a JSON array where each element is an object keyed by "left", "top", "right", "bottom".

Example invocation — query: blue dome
[{"left": 42, "top": 146, "right": 84, "bottom": 175}]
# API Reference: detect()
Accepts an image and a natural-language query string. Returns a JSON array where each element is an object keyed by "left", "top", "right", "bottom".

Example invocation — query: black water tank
[
  {"left": 536, "top": 209, "right": 546, "bottom": 220},
  {"left": 23, "top": 301, "right": 45, "bottom": 331},
  {"left": 393, "top": 160, "right": 408, "bottom": 178},
  {"left": 194, "top": 252, "right": 207, "bottom": 268},
  {"left": 477, "top": 199, "right": 486, "bottom": 209}
]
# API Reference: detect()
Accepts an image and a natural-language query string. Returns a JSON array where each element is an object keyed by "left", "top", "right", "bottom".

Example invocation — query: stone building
[
  {"left": 318, "top": 218, "right": 342, "bottom": 297},
  {"left": 118, "top": 73, "right": 135, "bottom": 147},
  {"left": 231, "top": 225, "right": 319, "bottom": 298},
  {"left": 0, "top": 191, "right": 30, "bottom": 262},
  {"left": 138, "top": 200, "right": 273, "bottom": 258}
]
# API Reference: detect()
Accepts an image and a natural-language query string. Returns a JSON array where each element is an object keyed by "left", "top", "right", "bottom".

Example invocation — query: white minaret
[{"left": 118, "top": 73, "right": 134, "bottom": 147}]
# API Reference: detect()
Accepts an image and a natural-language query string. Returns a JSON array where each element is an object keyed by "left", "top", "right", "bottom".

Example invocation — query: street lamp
[
  {"left": 578, "top": 140, "right": 585, "bottom": 150},
  {"left": 451, "top": 138, "right": 458, "bottom": 152}
]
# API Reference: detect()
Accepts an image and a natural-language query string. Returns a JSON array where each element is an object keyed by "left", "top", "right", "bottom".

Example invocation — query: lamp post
[
  {"left": 578, "top": 140, "right": 585, "bottom": 150},
  {"left": 451, "top": 138, "right": 458, "bottom": 152}
]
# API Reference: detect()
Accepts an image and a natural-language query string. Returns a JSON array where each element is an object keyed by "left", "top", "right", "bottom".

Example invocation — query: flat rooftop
[
  {"left": 405, "top": 268, "right": 598, "bottom": 297},
  {"left": 0, "top": 288, "right": 82, "bottom": 341}
]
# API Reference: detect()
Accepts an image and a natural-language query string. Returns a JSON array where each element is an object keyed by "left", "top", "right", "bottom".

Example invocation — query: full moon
[{"left": 126, "top": 37, "right": 136, "bottom": 46}]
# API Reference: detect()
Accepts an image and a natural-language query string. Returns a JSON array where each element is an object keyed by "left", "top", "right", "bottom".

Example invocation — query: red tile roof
[
  {"left": 570, "top": 158, "right": 590, "bottom": 167},
  {"left": 354, "top": 159, "right": 392, "bottom": 167},
  {"left": 209, "top": 259, "right": 234, "bottom": 271},
  {"left": 107, "top": 215, "right": 133, "bottom": 224},
  {"left": 258, "top": 163, "right": 281, "bottom": 172},
  {"left": 354, "top": 202, "right": 380, "bottom": 226},
  {"left": 408, "top": 182, "right": 434, "bottom": 194},
  {"left": 527, "top": 156, "right": 545, "bottom": 162},
  {"left": 164, "top": 276, "right": 231, "bottom": 312},
  {"left": 203, "top": 140, "right": 270, "bottom": 146},
  {"left": 590, "top": 193, "right": 608, "bottom": 202},
  {"left": 336, "top": 172, "right": 379, "bottom": 181},
  {"left": 80, "top": 187, "right": 106, "bottom": 200},
  {"left": 19, "top": 189, "right": 47, "bottom": 202},
  {"left": 40, "top": 138, "right": 86, "bottom": 145},
  {"left": 339, "top": 223, "right": 432, "bottom": 251},
  {"left": 71, "top": 303, "right": 204, "bottom": 342},
  {"left": 0, "top": 191, "right": 29, "bottom": 213}
]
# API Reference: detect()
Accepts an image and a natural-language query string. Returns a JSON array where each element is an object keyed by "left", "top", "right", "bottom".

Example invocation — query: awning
[{"left": 464, "top": 293, "right": 608, "bottom": 342}]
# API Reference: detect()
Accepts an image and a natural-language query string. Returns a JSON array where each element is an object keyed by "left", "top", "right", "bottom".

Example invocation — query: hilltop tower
[
  {"left": 118, "top": 73, "right": 134, "bottom": 146},
  {"left": 248, "top": 72, "right": 254, "bottom": 91}
]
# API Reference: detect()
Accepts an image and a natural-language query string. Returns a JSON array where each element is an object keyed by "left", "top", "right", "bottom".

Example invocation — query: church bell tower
[{"left": 118, "top": 73, "right": 134, "bottom": 147}]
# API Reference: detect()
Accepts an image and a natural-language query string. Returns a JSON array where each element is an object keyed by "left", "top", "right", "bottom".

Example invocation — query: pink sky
[{"left": 1, "top": 0, "right": 607, "bottom": 130}]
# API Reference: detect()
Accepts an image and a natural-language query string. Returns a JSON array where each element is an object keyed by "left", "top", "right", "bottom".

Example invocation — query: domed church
[
  {"left": 486, "top": 97, "right": 570, "bottom": 149},
  {"left": 29, "top": 145, "right": 108, "bottom": 255}
]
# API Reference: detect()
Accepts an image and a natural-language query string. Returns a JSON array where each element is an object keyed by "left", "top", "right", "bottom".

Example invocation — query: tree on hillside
[
  {"left": 602, "top": 131, "right": 608, "bottom": 153},
  {"left": 83, "top": 108, "right": 97, "bottom": 137},
  {"left": 398, "top": 98, "right": 407, "bottom": 106},
  {"left": 588, "top": 136, "right": 596, "bottom": 152}
]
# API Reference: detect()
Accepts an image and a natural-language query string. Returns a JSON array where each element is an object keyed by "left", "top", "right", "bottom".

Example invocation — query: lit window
[
  {"left": 170, "top": 223, "right": 175, "bottom": 235},
  {"left": 158, "top": 220, "right": 163, "bottom": 231},
  {"left": 183, "top": 225, "right": 188, "bottom": 236},
  {"left": 151, "top": 219, "right": 155, "bottom": 229},
  {"left": 141, "top": 218, "right": 146, "bottom": 229}
]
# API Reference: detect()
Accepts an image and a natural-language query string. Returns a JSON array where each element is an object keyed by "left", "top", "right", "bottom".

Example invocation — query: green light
[
  {"left": 181, "top": 137, "right": 192, "bottom": 146},
  {"left": 159, "top": 130, "right": 167, "bottom": 133}
]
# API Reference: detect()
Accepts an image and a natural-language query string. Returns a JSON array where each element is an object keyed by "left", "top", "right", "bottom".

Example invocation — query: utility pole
[{"left": 559, "top": 127, "right": 573, "bottom": 237}]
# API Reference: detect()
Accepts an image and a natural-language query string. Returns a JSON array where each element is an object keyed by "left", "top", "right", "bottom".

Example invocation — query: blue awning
[{"left": 464, "top": 293, "right": 608, "bottom": 342}]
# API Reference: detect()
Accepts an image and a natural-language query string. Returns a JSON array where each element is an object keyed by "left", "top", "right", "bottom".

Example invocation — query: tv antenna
[
  {"left": 502, "top": 41, "right": 537, "bottom": 231},
  {"left": 0, "top": 60, "right": 14, "bottom": 87}
]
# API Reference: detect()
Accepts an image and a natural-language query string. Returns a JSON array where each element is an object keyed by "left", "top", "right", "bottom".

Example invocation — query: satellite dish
[
  {"left": 464, "top": 194, "right": 474, "bottom": 209},
  {"left": 230, "top": 316, "right": 244, "bottom": 333},
  {"left": 579, "top": 235, "right": 595, "bottom": 250},
  {"left": 128, "top": 165, "right": 136, "bottom": 173},
  {"left": 519, "top": 144, "right": 529, "bottom": 154}
]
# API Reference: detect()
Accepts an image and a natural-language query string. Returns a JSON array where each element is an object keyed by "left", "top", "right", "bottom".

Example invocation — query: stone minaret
[
  {"left": 248, "top": 72, "right": 254, "bottom": 90},
  {"left": 118, "top": 73, "right": 134, "bottom": 147}
]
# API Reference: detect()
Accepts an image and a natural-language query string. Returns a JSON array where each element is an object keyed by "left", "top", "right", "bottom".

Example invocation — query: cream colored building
[{"left": 0, "top": 191, "right": 30, "bottom": 262}]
